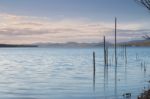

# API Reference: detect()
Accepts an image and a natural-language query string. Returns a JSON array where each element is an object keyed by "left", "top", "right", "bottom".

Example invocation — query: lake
[{"left": 0, "top": 47, "right": 149, "bottom": 99}]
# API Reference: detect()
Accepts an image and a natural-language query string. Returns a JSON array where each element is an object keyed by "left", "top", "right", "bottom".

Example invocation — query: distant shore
[
  {"left": 0, "top": 39, "right": 150, "bottom": 48},
  {"left": 0, "top": 44, "right": 37, "bottom": 47}
]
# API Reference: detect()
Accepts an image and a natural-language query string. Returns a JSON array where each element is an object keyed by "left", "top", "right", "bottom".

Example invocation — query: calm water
[{"left": 0, "top": 47, "right": 150, "bottom": 99}]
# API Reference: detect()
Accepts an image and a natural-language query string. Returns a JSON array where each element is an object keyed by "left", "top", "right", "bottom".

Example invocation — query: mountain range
[{"left": 0, "top": 39, "right": 150, "bottom": 48}]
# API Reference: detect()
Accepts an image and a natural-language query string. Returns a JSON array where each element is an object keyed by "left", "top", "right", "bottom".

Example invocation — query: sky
[{"left": 0, "top": 0, "right": 150, "bottom": 44}]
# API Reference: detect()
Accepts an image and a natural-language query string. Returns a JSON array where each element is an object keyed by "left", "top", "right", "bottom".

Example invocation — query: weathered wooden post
[
  {"left": 104, "top": 36, "right": 106, "bottom": 66},
  {"left": 106, "top": 47, "right": 109, "bottom": 66},
  {"left": 93, "top": 52, "right": 96, "bottom": 91},
  {"left": 114, "top": 17, "right": 118, "bottom": 97},
  {"left": 125, "top": 44, "right": 127, "bottom": 64},
  {"left": 115, "top": 17, "right": 117, "bottom": 66}
]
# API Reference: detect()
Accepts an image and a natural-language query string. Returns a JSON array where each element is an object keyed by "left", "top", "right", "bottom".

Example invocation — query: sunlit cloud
[{"left": 0, "top": 13, "right": 149, "bottom": 44}]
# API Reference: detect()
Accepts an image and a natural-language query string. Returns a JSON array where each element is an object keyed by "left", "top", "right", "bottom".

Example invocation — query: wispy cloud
[{"left": 0, "top": 13, "right": 149, "bottom": 44}]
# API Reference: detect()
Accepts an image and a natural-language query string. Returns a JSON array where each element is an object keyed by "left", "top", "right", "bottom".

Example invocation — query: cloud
[{"left": 0, "top": 13, "right": 149, "bottom": 44}]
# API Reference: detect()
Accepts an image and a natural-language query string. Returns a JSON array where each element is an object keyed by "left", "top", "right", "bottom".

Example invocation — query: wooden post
[
  {"left": 115, "top": 18, "right": 117, "bottom": 66},
  {"left": 144, "top": 61, "right": 146, "bottom": 72},
  {"left": 93, "top": 52, "right": 96, "bottom": 91},
  {"left": 114, "top": 18, "right": 117, "bottom": 97},
  {"left": 106, "top": 47, "right": 109, "bottom": 66},
  {"left": 104, "top": 36, "right": 106, "bottom": 66},
  {"left": 124, "top": 45, "right": 127, "bottom": 63}
]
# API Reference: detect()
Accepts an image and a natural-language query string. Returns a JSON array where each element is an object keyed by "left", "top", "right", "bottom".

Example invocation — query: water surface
[{"left": 0, "top": 47, "right": 149, "bottom": 99}]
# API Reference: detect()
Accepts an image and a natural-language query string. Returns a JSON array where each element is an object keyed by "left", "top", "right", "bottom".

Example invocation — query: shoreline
[{"left": 138, "top": 89, "right": 150, "bottom": 99}]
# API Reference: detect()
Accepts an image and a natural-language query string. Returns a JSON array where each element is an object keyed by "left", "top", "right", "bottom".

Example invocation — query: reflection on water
[{"left": 0, "top": 47, "right": 149, "bottom": 99}]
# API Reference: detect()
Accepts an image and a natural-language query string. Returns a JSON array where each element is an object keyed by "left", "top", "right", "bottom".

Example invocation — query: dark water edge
[{"left": 138, "top": 88, "right": 150, "bottom": 99}]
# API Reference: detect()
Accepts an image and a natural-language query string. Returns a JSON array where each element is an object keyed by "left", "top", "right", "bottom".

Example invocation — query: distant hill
[
  {"left": 1, "top": 39, "right": 150, "bottom": 48},
  {"left": 36, "top": 42, "right": 112, "bottom": 48},
  {"left": 36, "top": 40, "right": 150, "bottom": 48},
  {"left": 119, "top": 39, "right": 150, "bottom": 46},
  {"left": 0, "top": 44, "right": 37, "bottom": 47}
]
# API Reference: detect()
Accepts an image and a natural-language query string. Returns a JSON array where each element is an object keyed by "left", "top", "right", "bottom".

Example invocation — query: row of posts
[
  {"left": 92, "top": 18, "right": 128, "bottom": 93},
  {"left": 92, "top": 18, "right": 131, "bottom": 99}
]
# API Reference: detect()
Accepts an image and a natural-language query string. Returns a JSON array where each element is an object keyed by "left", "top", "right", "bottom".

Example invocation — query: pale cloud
[{"left": 0, "top": 13, "right": 149, "bottom": 44}]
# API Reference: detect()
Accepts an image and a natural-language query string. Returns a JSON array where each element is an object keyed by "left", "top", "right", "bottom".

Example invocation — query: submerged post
[
  {"left": 114, "top": 17, "right": 118, "bottom": 97},
  {"left": 106, "top": 47, "right": 108, "bottom": 66},
  {"left": 93, "top": 52, "right": 96, "bottom": 91},
  {"left": 125, "top": 44, "right": 127, "bottom": 64},
  {"left": 104, "top": 36, "right": 106, "bottom": 66},
  {"left": 115, "top": 17, "right": 117, "bottom": 66}
]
